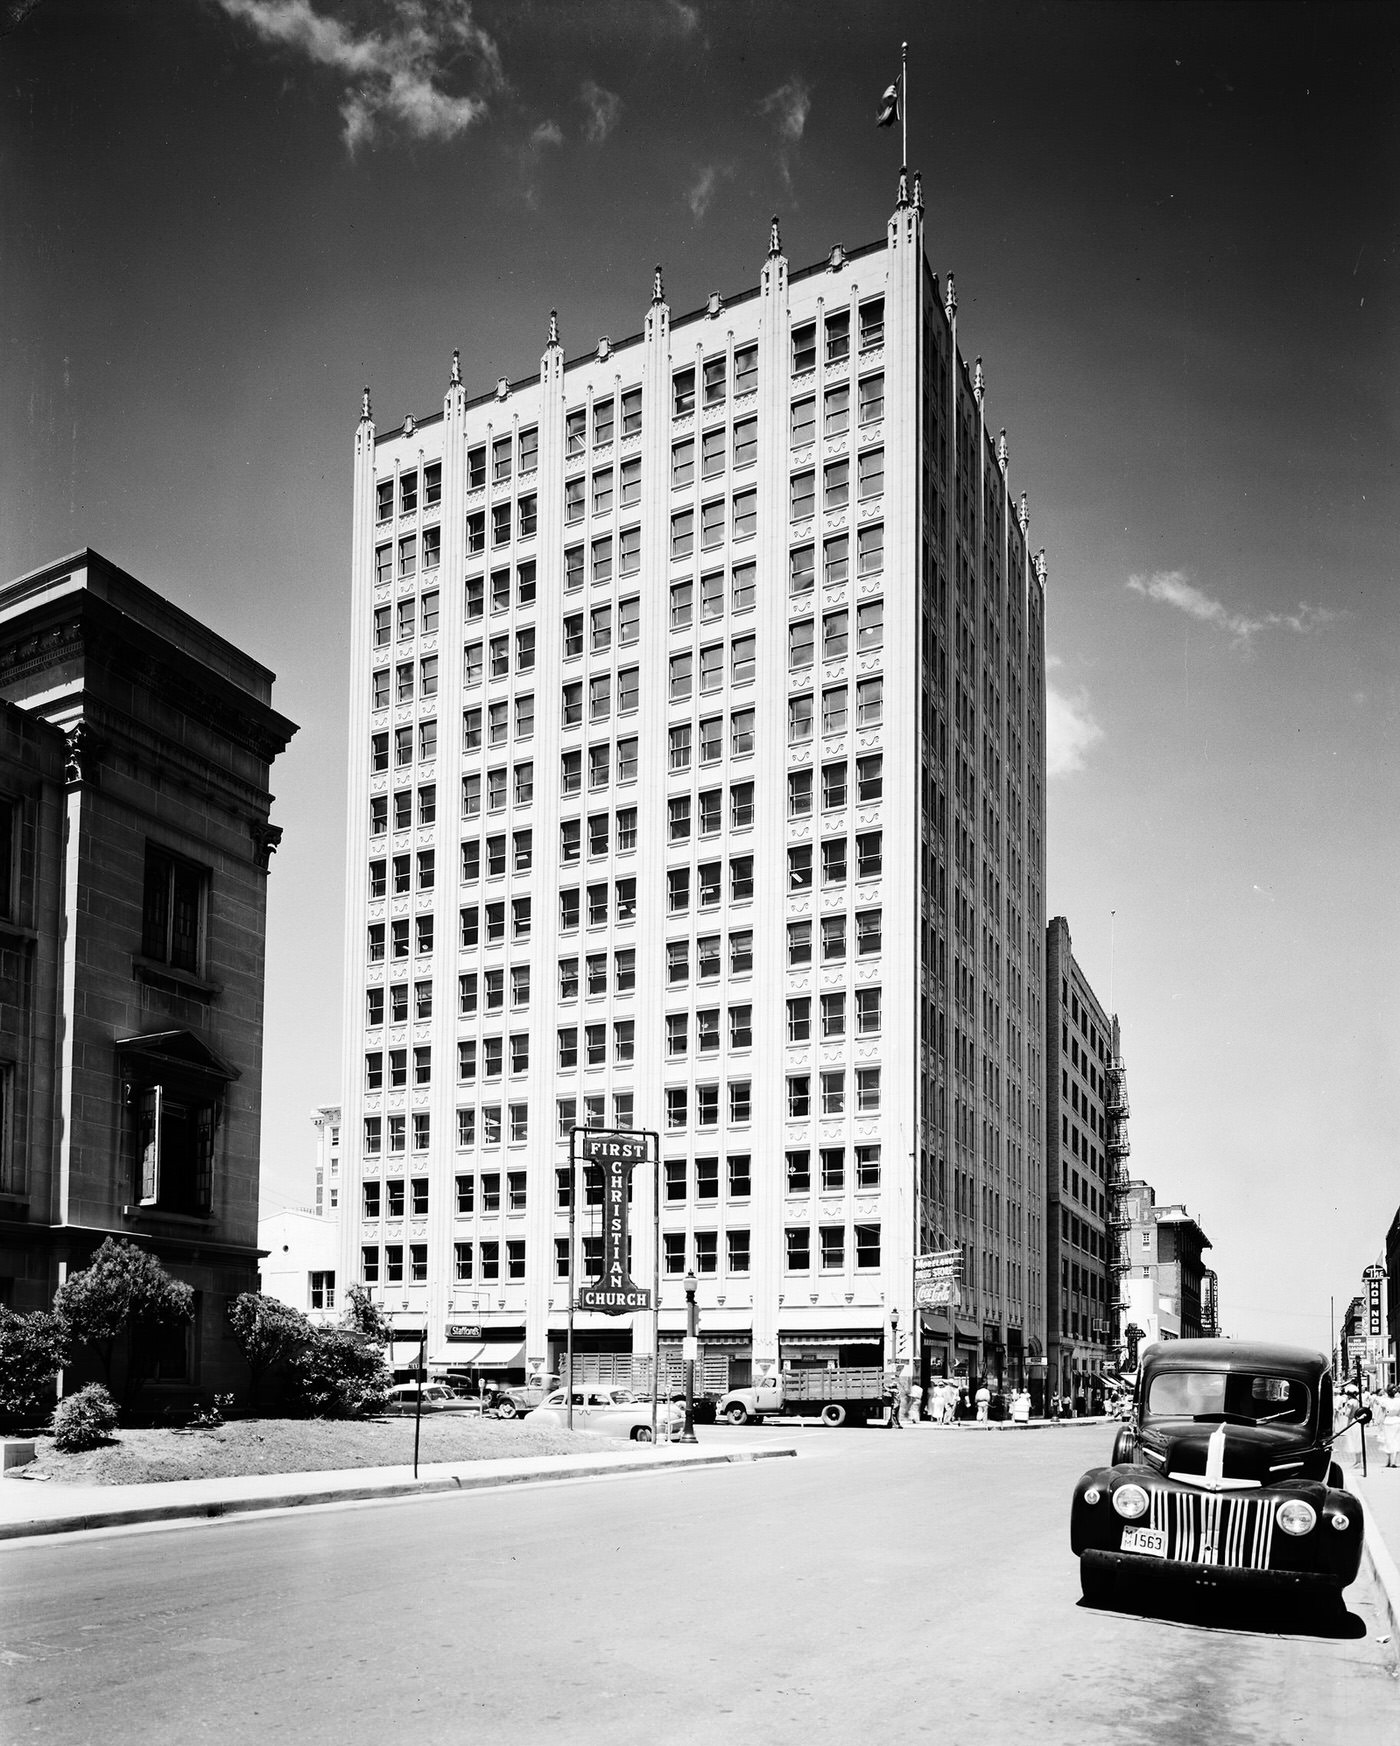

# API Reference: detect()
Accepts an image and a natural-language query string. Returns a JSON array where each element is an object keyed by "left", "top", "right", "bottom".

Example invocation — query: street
[{"left": 3, "top": 1423, "right": 1396, "bottom": 1745}]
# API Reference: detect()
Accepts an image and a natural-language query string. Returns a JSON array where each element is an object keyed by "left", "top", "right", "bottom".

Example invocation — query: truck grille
[{"left": 1146, "top": 1488, "right": 1279, "bottom": 1569}]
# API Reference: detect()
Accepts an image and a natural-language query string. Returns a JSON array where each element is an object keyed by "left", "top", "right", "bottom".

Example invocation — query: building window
[
  {"left": 859, "top": 373, "right": 884, "bottom": 425},
  {"left": 857, "top": 523, "right": 884, "bottom": 576},
  {"left": 820, "top": 1226, "right": 845, "bottom": 1271},
  {"left": 141, "top": 845, "right": 206, "bottom": 974},
  {"left": 130, "top": 1076, "right": 220, "bottom": 1217},
  {"left": 786, "top": 1226, "right": 811, "bottom": 1271},
  {"left": 855, "top": 1224, "right": 881, "bottom": 1269}
]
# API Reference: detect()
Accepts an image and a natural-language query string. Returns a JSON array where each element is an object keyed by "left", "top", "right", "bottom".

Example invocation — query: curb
[
  {"left": 0, "top": 1447, "right": 797, "bottom": 1543},
  {"left": 1356, "top": 1487, "right": 1400, "bottom": 1644}
]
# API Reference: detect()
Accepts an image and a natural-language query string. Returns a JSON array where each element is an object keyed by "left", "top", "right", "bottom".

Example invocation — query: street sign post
[{"left": 567, "top": 1127, "right": 659, "bottom": 1434}]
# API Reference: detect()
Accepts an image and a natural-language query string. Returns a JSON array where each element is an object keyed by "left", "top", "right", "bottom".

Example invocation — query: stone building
[
  {"left": 338, "top": 180, "right": 1049, "bottom": 1398},
  {"left": 1120, "top": 1180, "right": 1214, "bottom": 1351},
  {"left": 0, "top": 550, "right": 296, "bottom": 1404}
]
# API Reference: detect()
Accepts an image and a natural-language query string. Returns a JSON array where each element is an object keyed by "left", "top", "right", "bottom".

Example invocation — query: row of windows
[
  {"left": 556, "top": 950, "right": 637, "bottom": 999},
  {"left": 665, "top": 857, "right": 754, "bottom": 913},
  {"left": 784, "top": 989, "right": 882, "bottom": 1041},
  {"left": 669, "top": 564, "right": 755, "bottom": 627},
  {"left": 662, "top": 930, "right": 753, "bottom": 986},
  {"left": 567, "top": 389, "right": 642, "bottom": 454},
  {"left": 667, "top": 784, "right": 755, "bottom": 841},
  {"left": 462, "top": 764, "right": 535, "bottom": 814},
  {"left": 562, "top": 738, "right": 639, "bottom": 793},
  {"left": 375, "top": 591, "right": 441, "bottom": 647},
  {"left": 783, "top": 1145, "right": 882, "bottom": 1194},
  {"left": 560, "top": 809, "right": 639, "bottom": 862},
  {"left": 789, "top": 756, "right": 883, "bottom": 814},
  {"left": 369, "top": 849, "right": 440, "bottom": 897},
  {"left": 372, "top": 722, "right": 443, "bottom": 771},
  {"left": 782, "top": 910, "right": 883, "bottom": 968},
  {"left": 668, "top": 493, "right": 757, "bottom": 558},
  {"left": 671, "top": 345, "right": 758, "bottom": 414},
  {"left": 377, "top": 462, "right": 443, "bottom": 521},
  {"left": 371, "top": 659, "right": 438, "bottom": 709},
  {"left": 668, "top": 712, "right": 755, "bottom": 769},
  {"left": 789, "top": 679, "right": 884, "bottom": 740},
  {"left": 783, "top": 1069, "right": 882, "bottom": 1119},
  {"left": 464, "top": 564, "right": 538, "bottom": 620},
  {"left": 562, "top": 668, "right": 641, "bottom": 724},
  {"left": 572, "top": 456, "right": 643, "bottom": 521},
  {"left": 558, "top": 879, "right": 637, "bottom": 929},
  {"left": 790, "top": 375, "right": 883, "bottom": 445},
  {"left": 557, "top": 1020, "right": 638, "bottom": 1069},
  {"left": 364, "top": 1112, "right": 433, "bottom": 1153},
  {"left": 458, "top": 899, "right": 535, "bottom": 949},
  {"left": 791, "top": 302, "right": 885, "bottom": 375},
  {"left": 367, "top": 980, "right": 437, "bottom": 1025},
  {"left": 457, "top": 1034, "right": 532, "bottom": 1080},
  {"left": 370, "top": 786, "right": 436, "bottom": 834},
  {"left": 666, "top": 634, "right": 756, "bottom": 699},
  {"left": 789, "top": 452, "right": 883, "bottom": 521},
  {"left": 460, "top": 833, "right": 536, "bottom": 882},
  {"left": 789, "top": 601, "right": 882, "bottom": 666},
  {"left": 663, "top": 1082, "right": 754, "bottom": 1127},
  {"left": 791, "top": 527, "right": 884, "bottom": 590},
  {"left": 670, "top": 419, "right": 758, "bottom": 486},
  {"left": 786, "top": 832, "right": 883, "bottom": 888}
]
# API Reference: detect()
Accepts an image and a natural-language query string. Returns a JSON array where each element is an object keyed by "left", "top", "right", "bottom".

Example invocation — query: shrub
[
  {"left": 52, "top": 1383, "right": 119, "bottom": 1452},
  {"left": 293, "top": 1325, "right": 390, "bottom": 1419},
  {"left": 0, "top": 1307, "right": 71, "bottom": 1430}
]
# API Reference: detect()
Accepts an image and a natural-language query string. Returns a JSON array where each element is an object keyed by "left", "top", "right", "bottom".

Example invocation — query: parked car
[
  {"left": 381, "top": 1382, "right": 483, "bottom": 1416},
  {"left": 485, "top": 1372, "right": 561, "bottom": 1418},
  {"left": 1070, "top": 1339, "right": 1368, "bottom": 1614},
  {"left": 522, "top": 1386, "right": 686, "bottom": 1441}
]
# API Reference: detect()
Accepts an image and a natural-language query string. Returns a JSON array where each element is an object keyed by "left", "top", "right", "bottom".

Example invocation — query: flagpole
[{"left": 902, "top": 40, "right": 908, "bottom": 169}]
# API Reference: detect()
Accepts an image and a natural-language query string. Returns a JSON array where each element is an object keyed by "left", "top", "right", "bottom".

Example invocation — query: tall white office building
[{"left": 339, "top": 177, "right": 1049, "bottom": 1399}]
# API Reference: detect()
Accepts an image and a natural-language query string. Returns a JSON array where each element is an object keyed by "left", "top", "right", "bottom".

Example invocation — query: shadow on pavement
[{"left": 1079, "top": 1582, "right": 1367, "bottom": 1641}]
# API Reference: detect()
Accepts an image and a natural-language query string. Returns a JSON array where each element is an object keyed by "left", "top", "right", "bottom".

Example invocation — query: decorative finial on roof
[
  {"left": 652, "top": 264, "right": 665, "bottom": 305},
  {"left": 997, "top": 429, "right": 1009, "bottom": 476},
  {"left": 973, "top": 357, "right": 985, "bottom": 404},
  {"left": 1018, "top": 491, "right": 1029, "bottom": 533},
  {"left": 450, "top": 350, "right": 461, "bottom": 387},
  {"left": 827, "top": 243, "right": 844, "bottom": 271},
  {"left": 913, "top": 172, "right": 923, "bottom": 213},
  {"left": 769, "top": 215, "right": 781, "bottom": 257},
  {"left": 548, "top": 309, "right": 560, "bottom": 348},
  {"left": 896, "top": 166, "right": 910, "bottom": 208},
  {"left": 361, "top": 385, "right": 372, "bottom": 421},
  {"left": 495, "top": 376, "right": 509, "bottom": 401},
  {"left": 944, "top": 274, "right": 957, "bottom": 320},
  {"left": 596, "top": 336, "right": 610, "bottom": 361},
  {"left": 707, "top": 290, "right": 724, "bottom": 318},
  {"left": 403, "top": 413, "right": 415, "bottom": 436},
  {"left": 1034, "top": 549, "right": 1048, "bottom": 589}
]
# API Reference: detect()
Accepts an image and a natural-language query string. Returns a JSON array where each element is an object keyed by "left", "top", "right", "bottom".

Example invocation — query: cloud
[
  {"left": 527, "top": 119, "right": 564, "bottom": 153},
  {"left": 1046, "top": 683, "right": 1104, "bottom": 778},
  {"left": 579, "top": 78, "right": 620, "bottom": 144},
  {"left": 665, "top": 0, "right": 700, "bottom": 31},
  {"left": 1126, "top": 569, "right": 1334, "bottom": 649},
  {"left": 215, "top": 0, "right": 503, "bottom": 153},
  {"left": 685, "top": 162, "right": 735, "bottom": 222},
  {"left": 759, "top": 76, "right": 810, "bottom": 189}
]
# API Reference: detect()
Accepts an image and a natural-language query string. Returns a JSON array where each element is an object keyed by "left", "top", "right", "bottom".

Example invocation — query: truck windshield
[{"left": 1145, "top": 1370, "right": 1310, "bottom": 1427}]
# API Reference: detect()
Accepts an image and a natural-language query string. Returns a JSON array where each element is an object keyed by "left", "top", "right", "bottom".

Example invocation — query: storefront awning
[
  {"left": 472, "top": 1342, "right": 526, "bottom": 1370},
  {"left": 954, "top": 1320, "right": 981, "bottom": 1345},
  {"left": 779, "top": 1331, "right": 884, "bottom": 1348}
]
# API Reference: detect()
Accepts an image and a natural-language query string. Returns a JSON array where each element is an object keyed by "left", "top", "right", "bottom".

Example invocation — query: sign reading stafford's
[{"left": 575, "top": 1129, "right": 652, "bottom": 1315}]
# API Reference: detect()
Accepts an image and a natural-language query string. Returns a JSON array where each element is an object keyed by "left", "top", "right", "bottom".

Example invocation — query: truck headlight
[
  {"left": 1277, "top": 1500, "right": 1317, "bottom": 1537},
  {"left": 1112, "top": 1483, "right": 1149, "bottom": 1520}
]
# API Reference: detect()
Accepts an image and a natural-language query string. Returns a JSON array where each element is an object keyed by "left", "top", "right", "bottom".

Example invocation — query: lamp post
[
  {"left": 889, "top": 1306, "right": 900, "bottom": 1428},
  {"left": 680, "top": 1269, "right": 699, "bottom": 1444}
]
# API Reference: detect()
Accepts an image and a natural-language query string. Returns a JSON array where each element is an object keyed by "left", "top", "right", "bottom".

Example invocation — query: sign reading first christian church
[{"left": 575, "top": 1130, "right": 651, "bottom": 1315}]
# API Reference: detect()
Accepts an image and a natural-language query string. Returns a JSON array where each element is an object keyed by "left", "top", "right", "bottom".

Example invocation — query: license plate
[{"left": 1121, "top": 1527, "right": 1167, "bottom": 1558}]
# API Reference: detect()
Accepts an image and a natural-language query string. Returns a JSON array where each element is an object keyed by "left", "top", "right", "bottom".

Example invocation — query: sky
[{"left": 2, "top": 0, "right": 1396, "bottom": 1356}]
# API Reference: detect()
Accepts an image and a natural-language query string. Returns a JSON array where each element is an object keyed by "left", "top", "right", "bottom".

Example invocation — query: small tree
[
  {"left": 292, "top": 1287, "right": 390, "bottom": 1418},
  {"left": 0, "top": 1307, "right": 71, "bottom": 1430},
  {"left": 227, "top": 1293, "right": 311, "bottom": 1412},
  {"left": 54, "top": 1238, "right": 194, "bottom": 1414}
]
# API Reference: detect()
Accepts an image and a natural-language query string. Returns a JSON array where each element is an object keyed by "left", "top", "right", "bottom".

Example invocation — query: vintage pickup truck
[
  {"left": 718, "top": 1365, "right": 891, "bottom": 1427},
  {"left": 1070, "top": 1339, "right": 1368, "bottom": 1613}
]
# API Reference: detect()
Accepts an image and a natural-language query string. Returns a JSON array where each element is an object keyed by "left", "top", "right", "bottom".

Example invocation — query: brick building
[{"left": 0, "top": 550, "right": 296, "bottom": 1403}]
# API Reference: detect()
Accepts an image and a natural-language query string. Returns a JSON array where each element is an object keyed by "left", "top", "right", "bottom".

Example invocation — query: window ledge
[
  {"left": 121, "top": 1205, "right": 216, "bottom": 1227},
  {"left": 132, "top": 958, "right": 222, "bottom": 1001},
  {"left": 0, "top": 919, "right": 39, "bottom": 947}
]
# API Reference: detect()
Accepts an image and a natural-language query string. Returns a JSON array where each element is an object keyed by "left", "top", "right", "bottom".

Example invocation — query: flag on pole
[{"left": 876, "top": 75, "right": 901, "bottom": 128}]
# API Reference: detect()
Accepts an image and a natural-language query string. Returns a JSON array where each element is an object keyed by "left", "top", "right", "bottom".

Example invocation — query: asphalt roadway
[{"left": 3, "top": 1422, "right": 1397, "bottom": 1746}]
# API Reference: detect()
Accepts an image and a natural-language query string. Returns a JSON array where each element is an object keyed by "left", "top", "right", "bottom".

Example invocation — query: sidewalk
[
  {"left": 0, "top": 1443, "right": 797, "bottom": 1542},
  {"left": 1348, "top": 1449, "right": 1400, "bottom": 1640}
]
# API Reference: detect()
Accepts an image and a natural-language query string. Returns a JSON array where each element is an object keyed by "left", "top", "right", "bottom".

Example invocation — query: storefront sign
[
  {"left": 445, "top": 1323, "right": 483, "bottom": 1341},
  {"left": 575, "top": 1129, "right": 652, "bottom": 1315},
  {"left": 916, "top": 1279, "right": 956, "bottom": 1307}
]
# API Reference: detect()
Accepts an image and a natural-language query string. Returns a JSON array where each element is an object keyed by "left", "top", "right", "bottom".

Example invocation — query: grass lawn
[{"left": 20, "top": 1414, "right": 607, "bottom": 1485}]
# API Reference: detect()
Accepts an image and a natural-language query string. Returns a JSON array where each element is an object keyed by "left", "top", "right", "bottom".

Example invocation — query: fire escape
[{"left": 1104, "top": 1015, "right": 1132, "bottom": 1372}]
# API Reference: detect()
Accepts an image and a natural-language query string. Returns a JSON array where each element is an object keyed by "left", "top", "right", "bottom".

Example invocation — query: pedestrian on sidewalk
[
  {"left": 1378, "top": 1385, "right": 1400, "bottom": 1469},
  {"left": 975, "top": 1379, "right": 990, "bottom": 1422},
  {"left": 897, "top": 1358, "right": 916, "bottom": 1426}
]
